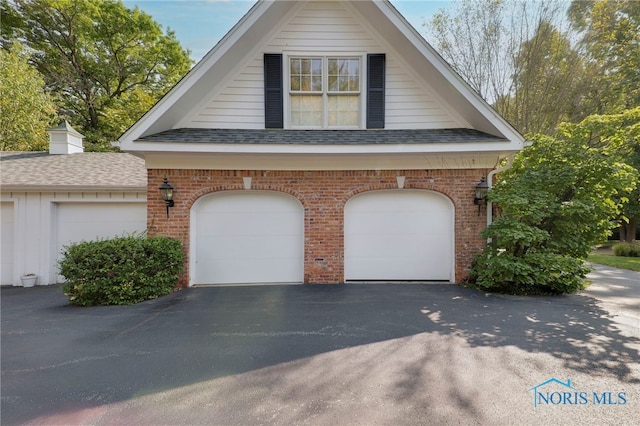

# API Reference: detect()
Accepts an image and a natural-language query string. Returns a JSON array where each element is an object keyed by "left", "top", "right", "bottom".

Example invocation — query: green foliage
[
  {"left": 0, "top": 42, "right": 56, "bottom": 150},
  {"left": 428, "top": 0, "right": 639, "bottom": 137},
  {"left": 427, "top": 0, "right": 583, "bottom": 135},
  {"left": 468, "top": 112, "right": 638, "bottom": 294},
  {"left": 562, "top": 107, "right": 640, "bottom": 241},
  {"left": 588, "top": 252, "right": 640, "bottom": 271},
  {"left": 569, "top": 0, "right": 640, "bottom": 111},
  {"left": 60, "top": 234, "right": 184, "bottom": 306},
  {"left": 497, "top": 21, "right": 586, "bottom": 135},
  {"left": 612, "top": 242, "right": 640, "bottom": 258},
  {"left": 471, "top": 250, "right": 589, "bottom": 295},
  {"left": 4, "top": 0, "right": 192, "bottom": 149}
]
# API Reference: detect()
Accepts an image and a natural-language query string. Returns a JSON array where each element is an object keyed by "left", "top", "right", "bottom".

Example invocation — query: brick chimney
[{"left": 47, "top": 120, "right": 84, "bottom": 154}]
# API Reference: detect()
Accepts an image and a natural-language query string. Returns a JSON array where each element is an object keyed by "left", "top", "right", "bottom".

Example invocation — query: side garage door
[
  {"left": 192, "top": 191, "right": 304, "bottom": 285},
  {"left": 344, "top": 190, "right": 454, "bottom": 282},
  {"left": 1, "top": 202, "right": 15, "bottom": 285},
  {"left": 55, "top": 202, "right": 147, "bottom": 280}
]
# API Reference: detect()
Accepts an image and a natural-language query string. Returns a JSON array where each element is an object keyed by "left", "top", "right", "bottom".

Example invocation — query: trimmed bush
[
  {"left": 612, "top": 242, "right": 640, "bottom": 257},
  {"left": 60, "top": 234, "right": 184, "bottom": 306},
  {"left": 469, "top": 248, "right": 589, "bottom": 295}
]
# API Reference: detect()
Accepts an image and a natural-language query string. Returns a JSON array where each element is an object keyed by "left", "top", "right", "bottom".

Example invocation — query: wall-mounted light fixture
[
  {"left": 473, "top": 176, "right": 489, "bottom": 215},
  {"left": 159, "top": 177, "right": 175, "bottom": 218}
]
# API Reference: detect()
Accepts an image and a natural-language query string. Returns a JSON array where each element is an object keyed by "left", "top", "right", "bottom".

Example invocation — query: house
[
  {"left": 0, "top": 122, "right": 147, "bottom": 286},
  {"left": 528, "top": 378, "right": 576, "bottom": 408},
  {"left": 119, "top": 0, "right": 525, "bottom": 286}
]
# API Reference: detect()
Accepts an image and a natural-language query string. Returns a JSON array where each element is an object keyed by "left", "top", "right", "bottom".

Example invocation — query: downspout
[{"left": 486, "top": 153, "right": 516, "bottom": 228}]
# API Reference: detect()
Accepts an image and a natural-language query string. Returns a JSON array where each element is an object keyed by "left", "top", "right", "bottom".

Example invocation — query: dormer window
[
  {"left": 289, "top": 56, "right": 361, "bottom": 128},
  {"left": 264, "top": 53, "right": 384, "bottom": 130}
]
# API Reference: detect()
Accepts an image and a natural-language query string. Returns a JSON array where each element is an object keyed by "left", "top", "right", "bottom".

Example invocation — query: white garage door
[
  {"left": 345, "top": 190, "right": 454, "bottom": 282},
  {"left": 1, "top": 202, "right": 15, "bottom": 285},
  {"left": 192, "top": 191, "right": 304, "bottom": 285},
  {"left": 56, "top": 202, "right": 147, "bottom": 279}
]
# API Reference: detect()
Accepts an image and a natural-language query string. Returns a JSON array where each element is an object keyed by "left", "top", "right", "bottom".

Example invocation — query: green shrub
[
  {"left": 466, "top": 124, "right": 637, "bottom": 295},
  {"left": 469, "top": 248, "right": 589, "bottom": 295},
  {"left": 60, "top": 234, "right": 184, "bottom": 306},
  {"left": 612, "top": 242, "right": 640, "bottom": 257}
]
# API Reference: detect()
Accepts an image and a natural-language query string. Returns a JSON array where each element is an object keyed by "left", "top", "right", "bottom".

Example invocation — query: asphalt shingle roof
[
  {"left": 0, "top": 152, "right": 146, "bottom": 190},
  {"left": 136, "top": 128, "right": 509, "bottom": 144}
]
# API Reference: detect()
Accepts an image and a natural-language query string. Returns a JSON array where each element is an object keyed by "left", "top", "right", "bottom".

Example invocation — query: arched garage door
[
  {"left": 345, "top": 190, "right": 454, "bottom": 282},
  {"left": 192, "top": 191, "right": 304, "bottom": 285}
]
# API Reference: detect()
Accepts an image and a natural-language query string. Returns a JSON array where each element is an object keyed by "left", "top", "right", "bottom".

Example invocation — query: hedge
[
  {"left": 60, "top": 234, "right": 184, "bottom": 306},
  {"left": 612, "top": 242, "right": 640, "bottom": 257}
]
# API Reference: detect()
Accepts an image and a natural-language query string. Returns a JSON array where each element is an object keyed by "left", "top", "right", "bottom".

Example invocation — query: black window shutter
[
  {"left": 367, "top": 54, "right": 385, "bottom": 129},
  {"left": 264, "top": 54, "right": 283, "bottom": 128}
]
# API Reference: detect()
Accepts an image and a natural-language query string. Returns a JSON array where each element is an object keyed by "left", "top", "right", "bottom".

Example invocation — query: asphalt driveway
[{"left": 1, "top": 266, "right": 639, "bottom": 425}]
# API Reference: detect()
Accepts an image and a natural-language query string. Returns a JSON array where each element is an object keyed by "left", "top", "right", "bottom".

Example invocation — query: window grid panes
[
  {"left": 290, "top": 58, "right": 323, "bottom": 92},
  {"left": 289, "top": 56, "right": 360, "bottom": 128},
  {"left": 328, "top": 58, "right": 360, "bottom": 92}
]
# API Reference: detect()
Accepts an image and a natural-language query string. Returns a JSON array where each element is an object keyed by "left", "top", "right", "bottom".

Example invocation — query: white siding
[
  {"left": 0, "top": 191, "right": 146, "bottom": 286},
  {"left": 384, "top": 61, "right": 463, "bottom": 129},
  {"left": 1, "top": 202, "right": 14, "bottom": 285},
  {"left": 185, "top": 1, "right": 464, "bottom": 130}
]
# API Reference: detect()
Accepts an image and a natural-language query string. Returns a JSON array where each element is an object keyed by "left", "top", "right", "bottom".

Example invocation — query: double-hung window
[{"left": 289, "top": 57, "right": 361, "bottom": 128}]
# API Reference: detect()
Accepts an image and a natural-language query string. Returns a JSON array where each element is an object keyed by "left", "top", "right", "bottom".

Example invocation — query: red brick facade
[{"left": 147, "top": 168, "right": 490, "bottom": 286}]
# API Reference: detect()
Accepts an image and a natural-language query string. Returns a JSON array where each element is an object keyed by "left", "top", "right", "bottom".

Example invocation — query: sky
[{"left": 122, "top": 1, "right": 455, "bottom": 62}]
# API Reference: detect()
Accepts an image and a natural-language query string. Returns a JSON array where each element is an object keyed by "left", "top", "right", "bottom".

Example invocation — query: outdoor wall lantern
[
  {"left": 159, "top": 177, "right": 175, "bottom": 218},
  {"left": 473, "top": 176, "right": 489, "bottom": 215}
]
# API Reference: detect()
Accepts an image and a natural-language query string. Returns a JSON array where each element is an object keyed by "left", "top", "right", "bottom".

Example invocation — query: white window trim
[{"left": 284, "top": 52, "right": 367, "bottom": 130}]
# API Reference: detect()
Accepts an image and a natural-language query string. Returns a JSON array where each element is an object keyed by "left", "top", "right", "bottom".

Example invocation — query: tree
[
  {"left": 561, "top": 107, "right": 640, "bottom": 241},
  {"left": 426, "top": 0, "right": 601, "bottom": 137},
  {"left": 3, "top": 0, "right": 192, "bottom": 149},
  {"left": 468, "top": 112, "right": 638, "bottom": 294},
  {"left": 428, "top": 0, "right": 514, "bottom": 104},
  {"left": 568, "top": 0, "right": 640, "bottom": 112},
  {"left": 567, "top": 1, "right": 640, "bottom": 240},
  {"left": 495, "top": 21, "right": 586, "bottom": 135},
  {"left": 426, "top": 0, "right": 570, "bottom": 101},
  {"left": 0, "top": 42, "right": 56, "bottom": 151}
]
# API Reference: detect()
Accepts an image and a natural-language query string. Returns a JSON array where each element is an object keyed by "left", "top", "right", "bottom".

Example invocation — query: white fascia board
[
  {"left": 144, "top": 151, "right": 512, "bottom": 171},
  {"left": 119, "top": 0, "right": 273, "bottom": 147},
  {"left": 126, "top": 141, "right": 521, "bottom": 155},
  {"left": 0, "top": 185, "right": 147, "bottom": 193},
  {"left": 367, "top": 1, "right": 525, "bottom": 146}
]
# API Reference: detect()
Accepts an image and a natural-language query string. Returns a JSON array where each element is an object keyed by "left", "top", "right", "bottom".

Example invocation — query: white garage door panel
[
  {"left": 197, "top": 258, "right": 300, "bottom": 284},
  {"left": 345, "top": 191, "right": 454, "bottom": 281},
  {"left": 198, "top": 235, "right": 301, "bottom": 259},
  {"left": 198, "top": 212, "right": 299, "bottom": 236},
  {"left": 194, "top": 192, "right": 303, "bottom": 285},
  {"left": 1, "top": 202, "right": 15, "bottom": 285},
  {"left": 56, "top": 203, "right": 147, "bottom": 279},
  {"left": 57, "top": 203, "right": 146, "bottom": 245}
]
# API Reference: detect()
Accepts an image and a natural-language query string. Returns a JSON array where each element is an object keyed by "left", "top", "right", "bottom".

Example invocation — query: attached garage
[
  {"left": 1, "top": 131, "right": 147, "bottom": 286},
  {"left": 1, "top": 202, "right": 15, "bottom": 285},
  {"left": 191, "top": 191, "right": 304, "bottom": 285},
  {"left": 55, "top": 202, "right": 147, "bottom": 280},
  {"left": 344, "top": 190, "right": 454, "bottom": 282}
]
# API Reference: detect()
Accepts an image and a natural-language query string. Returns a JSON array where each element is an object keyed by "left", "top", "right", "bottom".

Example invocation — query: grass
[{"left": 588, "top": 243, "right": 640, "bottom": 272}]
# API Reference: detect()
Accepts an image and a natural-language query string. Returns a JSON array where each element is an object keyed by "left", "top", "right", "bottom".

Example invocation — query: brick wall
[{"left": 147, "top": 169, "right": 489, "bottom": 286}]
